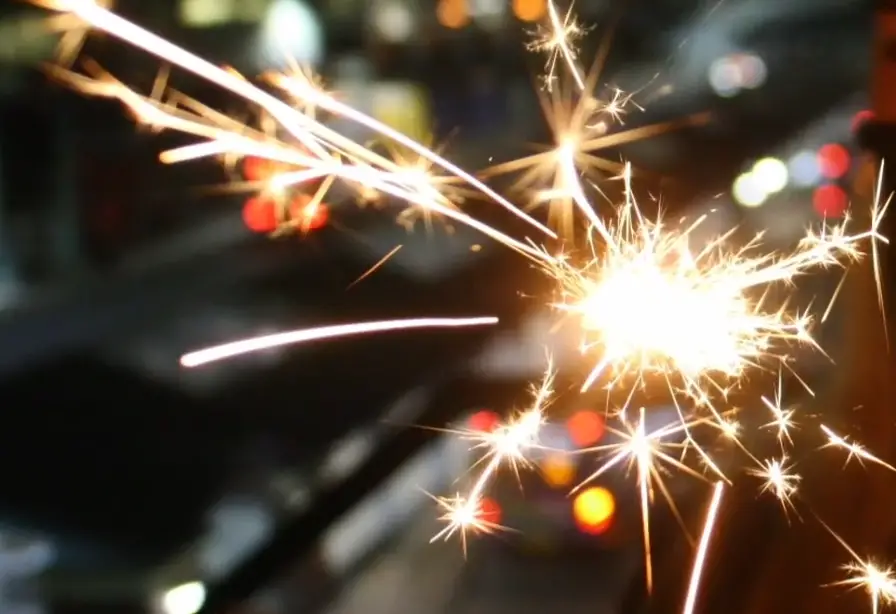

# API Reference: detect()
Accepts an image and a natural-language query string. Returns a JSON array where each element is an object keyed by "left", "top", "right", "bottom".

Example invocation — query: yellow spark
[
  {"left": 578, "top": 407, "right": 711, "bottom": 592},
  {"left": 543, "top": 162, "right": 883, "bottom": 411},
  {"left": 717, "top": 418, "right": 741, "bottom": 440},
  {"left": 179, "top": 317, "right": 498, "bottom": 367},
  {"left": 760, "top": 370, "right": 799, "bottom": 448},
  {"left": 430, "top": 359, "right": 555, "bottom": 549},
  {"left": 820, "top": 424, "right": 896, "bottom": 473},
  {"left": 346, "top": 245, "right": 404, "bottom": 289},
  {"left": 822, "top": 521, "right": 896, "bottom": 614},
  {"left": 748, "top": 456, "right": 801, "bottom": 515},
  {"left": 488, "top": 0, "right": 706, "bottom": 239},
  {"left": 39, "top": 0, "right": 556, "bottom": 260},
  {"left": 527, "top": 0, "right": 589, "bottom": 91}
]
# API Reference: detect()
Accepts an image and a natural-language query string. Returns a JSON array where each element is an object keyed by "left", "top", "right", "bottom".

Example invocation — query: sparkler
[{"left": 37, "top": 0, "right": 896, "bottom": 612}]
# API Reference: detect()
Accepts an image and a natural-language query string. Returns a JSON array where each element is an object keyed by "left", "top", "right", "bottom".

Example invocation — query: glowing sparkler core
[{"left": 546, "top": 169, "right": 885, "bottom": 397}]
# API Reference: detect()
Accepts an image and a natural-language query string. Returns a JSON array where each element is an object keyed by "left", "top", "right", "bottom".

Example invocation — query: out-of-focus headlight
[{"left": 159, "top": 581, "right": 206, "bottom": 614}]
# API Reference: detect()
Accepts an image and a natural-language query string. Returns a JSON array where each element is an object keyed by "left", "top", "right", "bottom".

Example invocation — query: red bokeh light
[
  {"left": 812, "top": 185, "right": 848, "bottom": 219},
  {"left": 477, "top": 497, "right": 502, "bottom": 525},
  {"left": 243, "top": 157, "right": 277, "bottom": 181},
  {"left": 289, "top": 195, "right": 329, "bottom": 231},
  {"left": 817, "top": 144, "right": 851, "bottom": 179},
  {"left": 566, "top": 410, "right": 605, "bottom": 447},
  {"left": 242, "top": 196, "right": 279, "bottom": 232},
  {"left": 851, "top": 109, "right": 874, "bottom": 133},
  {"left": 468, "top": 410, "right": 500, "bottom": 433},
  {"left": 577, "top": 518, "right": 613, "bottom": 535}
]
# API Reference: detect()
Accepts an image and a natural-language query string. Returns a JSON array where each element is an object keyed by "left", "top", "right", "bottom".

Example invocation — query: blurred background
[{"left": 0, "top": 0, "right": 880, "bottom": 613}]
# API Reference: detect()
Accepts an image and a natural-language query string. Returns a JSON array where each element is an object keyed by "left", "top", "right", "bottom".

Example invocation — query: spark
[
  {"left": 39, "top": 1, "right": 896, "bottom": 610},
  {"left": 682, "top": 482, "right": 725, "bottom": 614},
  {"left": 760, "top": 371, "right": 799, "bottom": 448},
  {"left": 180, "top": 316, "right": 499, "bottom": 367},
  {"left": 347, "top": 245, "right": 403, "bottom": 289},
  {"left": 527, "top": 0, "right": 589, "bottom": 91},
  {"left": 578, "top": 408, "right": 712, "bottom": 592},
  {"left": 488, "top": 0, "right": 707, "bottom": 238},
  {"left": 544, "top": 162, "right": 885, "bottom": 403},
  {"left": 430, "top": 360, "right": 554, "bottom": 551},
  {"left": 40, "top": 0, "right": 556, "bottom": 259},
  {"left": 820, "top": 424, "right": 896, "bottom": 473},
  {"left": 748, "top": 456, "right": 801, "bottom": 515},
  {"left": 821, "top": 520, "right": 896, "bottom": 614}
]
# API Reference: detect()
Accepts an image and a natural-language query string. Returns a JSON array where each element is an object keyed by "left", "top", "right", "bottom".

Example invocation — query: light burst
[
  {"left": 37, "top": 1, "right": 896, "bottom": 612},
  {"left": 428, "top": 360, "right": 554, "bottom": 552}
]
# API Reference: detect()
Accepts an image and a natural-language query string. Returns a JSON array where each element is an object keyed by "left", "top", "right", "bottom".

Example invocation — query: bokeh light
[
  {"left": 242, "top": 196, "right": 278, "bottom": 233},
  {"left": 787, "top": 150, "right": 822, "bottom": 187},
  {"left": 572, "top": 487, "right": 615, "bottom": 535},
  {"left": 567, "top": 410, "right": 605, "bottom": 447},
  {"left": 437, "top": 0, "right": 470, "bottom": 28},
  {"left": 512, "top": 0, "right": 547, "bottom": 22},
  {"left": 851, "top": 109, "right": 874, "bottom": 133},
  {"left": 752, "top": 157, "right": 788, "bottom": 194},
  {"left": 469, "top": 410, "right": 500, "bottom": 433},
  {"left": 817, "top": 143, "right": 851, "bottom": 180},
  {"left": 478, "top": 497, "right": 502, "bottom": 525},
  {"left": 732, "top": 172, "right": 768, "bottom": 208},
  {"left": 812, "top": 184, "right": 848, "bottom": 218}
]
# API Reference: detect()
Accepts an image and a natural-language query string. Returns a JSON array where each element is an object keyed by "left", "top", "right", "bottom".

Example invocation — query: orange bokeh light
[
  {"left": 436, "top": 0, "right": 470, "bottom": 29},
  {"left": 512, "top": 0, "right": 547, "bottom": 22},
  {"left": 566, "top": 410, "right": 605, "bottom": 447},
  {"left": 242, "top": 196, "right": 278, "bottom": 233}
]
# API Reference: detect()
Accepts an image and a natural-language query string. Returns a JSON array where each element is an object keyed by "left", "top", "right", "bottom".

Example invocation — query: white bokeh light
[
  {"left": 732, "top": 172, "right": 768, "bottom": 208},
  {"left": 752, "top": 157, "right": 788, "bottom": 194},
  {"left": 708, "top": 58, "right": 741, "bottom": 98},
  {"left": 372, "top": 1, "right": 415, "bottom": 42},
  {"left": 788, "top": 150, "right": 822, "bottom": 188},
  {"left": 255, "top": 0, "right": 323, "bottom": 69}
]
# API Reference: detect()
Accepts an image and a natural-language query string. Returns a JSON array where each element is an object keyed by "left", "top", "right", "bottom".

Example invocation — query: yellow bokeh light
[{"left": 572, "top": 487, "right": 616, "bottom": 530}]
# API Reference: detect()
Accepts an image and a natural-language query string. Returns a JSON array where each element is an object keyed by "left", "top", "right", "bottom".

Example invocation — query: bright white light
[
  {"left": 788, "top": 150, "right": 822, "bottom": 187},
  {"left": 256, "top": 0, "right": 323, "bottom": 69},
  {"left": 732, "top": 172, "right": 768, "bottom": 208},
  {"left": 162, "top": 582, "right": 206, "bottom": 614},
  {"left": 751, "top": 157, "right": 788, "bottom": 194}
]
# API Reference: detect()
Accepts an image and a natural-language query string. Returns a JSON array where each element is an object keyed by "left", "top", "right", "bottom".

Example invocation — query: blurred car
[{"left": 460, "top": 397, "right": 686, "bottom": 554}]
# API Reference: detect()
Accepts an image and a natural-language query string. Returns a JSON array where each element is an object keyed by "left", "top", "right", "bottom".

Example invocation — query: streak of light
[
  {"left": 682, "top": 482, "right": 725, "bottom": 614},
  {"left": 347, "top": 245, "right": 403, "bottom": 289},
  {"left": 180, "top": 316, "right": 499, "bottom": 367}
]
